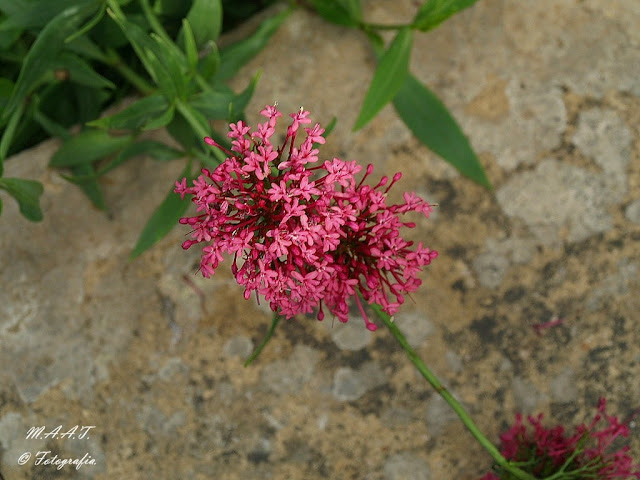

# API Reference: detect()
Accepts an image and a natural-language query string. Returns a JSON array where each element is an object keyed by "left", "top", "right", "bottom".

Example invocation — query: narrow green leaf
[
  {"left": 97, "top": 140, "right": 181, "bottom": 176},
  {"left": 190, "top": 71, "right": 259, "bottom": 122},
  {"left": 130, "top": 168, "right": 191, "bottom": 258},
  {"left": 32, "top": 107, "right": 72, "bottom": 140},
  {"left": 149, "top": 33, "right": 188, "bottom": 97},
  {"left": 50, "top": 130, "right": 133, "bottom": 167},
  {"left": 65, "top": 2, "right": 105, "bottom": 43},
  {"left": 310, "top": 0, "right": 361, "bottom": 27},
  {"left": 54, "top": 52, "right": 116, "bottom": 89},
  {"left": 184, "top": 0, "right": 221, "bottom": 47},
  {"left": 142, "top": 102, "right": 175, "bottom": 130},
  {"left": 2, "top": 4, "right": 97, "bottom": 120},
  {"left": 227, "top": 71, "right": 260, "bottom": 122},
  {"left": 0, "top": 100, "right": 24, "bottom": 163},
  {"left": 0, "top": 26, "right": 22, "bottom": 49},
  {"left": 214, "top": 7, "right": 291, "bottom": 83},
  {"left": 65, "top": 163, "right": 106, "bottom": 209},
  {"left": 197, "top": 41, "right": 220, "bottom": 80},
  {"left": 0, "top": 177, "right": 44, "bottom": 221},
  {"left": 0, "top": 0, "right": 92, "bottom": 30},
  {"left": 353, "top": 27, "right": 413, "bottom": 131},
  {"left": 176, "top": 100, "right": 211, "bottom": 141},
  {"left": 181, "top": 18, "right": 199, "bottom": 72},
  {"left": 88, "top": 94, "right": 170, "bottom": 130},
  {"left": 166, "top": 113, "right": 199, "bottom": 152},
  {"left": 0, "top": 78, "right": 13, "bottom": 111},
  {"left": 393, "top": 74, "right": 491, "bottom": 189},
  {"left": 190, "top": 89, "right": 234, "bottom": 119},
  {"left": 412, "top": 0, "right": 478, "bottom": 33}
]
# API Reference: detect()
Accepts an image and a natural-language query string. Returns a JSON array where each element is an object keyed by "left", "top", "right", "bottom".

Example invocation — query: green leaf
[
  {"left": 2, "top": 3, "right": 98, "bottom": 121},
  {"left": 143, "top": 101, "right": 175, "bottom": 130},
  {"left": 50, "top": 130, "right": 133, "bottom": 167},
  {"left": 0, "top": 78, "right": 13, "bottom": 111},
  {"left": 0, "top": 177, "right": 44, "bottom": 221},
  {"left": 0, "top": 0, "right": 94, "bottom": 30},
  {"left": 97, "top": 140, "right": 182, "bottom": 176},
  {"left": 88, "top": 94, "right": 170, "bottom": 130},
  {"left": 149, "top": 33, "right": 188, "bottom": 97},
  {"left": 310, "top": 0, "right": 361, "bottom": 27},
  {"left": 393, "top": 74, "right": 491, "bottom": 189},
  {"left": 106, "top": 6, "right": 185, "bottom": 98},
  {"left": 197, "top": 41, "right": 220, "bottom": 80},
  {"left": 166, "top": 113, "right": 200, "bottom": 151},
  {"left": 189, "top": 71, "right": 260, "bottom": 122},
  {"left": 54, "top": 52, "right": 116, "bottom": 89},
  {"left": 65, "top": 163, "right": 106, "bottom": 209},
  {"left": 32, "top": 107, "right": 72, "bottom": 140},
  {"left": 214, "top": 7, "right": 291, "bottom": 83},
  {"left": 353, "top": 27, "right": 412, "bottom": 131},
  {"left": 0, "top": 26, "right": 22, "bottom": 49},
  {"left": 412, "top": 0, "right": 478, "bottom": 33},
  {"left": 130, "top": 167, "right": 191, "bottom": 258},
  {"left": 0, "top": 100, "right": 24, "bottom": 164},
  {"left": 227, "top": 71, "right": 260, "bottom": 122},
  {"left": 181, "top": 18, "right": 198, "bottom": 72},
  {"left": 189, "top": 89, "right": 234, "bottom": 119},
  {"left": 183, "top": 0, "right": 221, "bottom": 47}
]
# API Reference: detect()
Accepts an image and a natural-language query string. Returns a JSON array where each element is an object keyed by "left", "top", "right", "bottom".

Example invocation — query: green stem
[
  {"left": 104, "top": 48, "right": 155, "bottom": 95},
  {"left": 176, "top": 100, "right": 227, "bottom": 165},
  {"left": 245, "top": 314, "right": 281, "bottom": 366},
  {"left": 371, "top": 304, "right": 537, "bottom": 480}
]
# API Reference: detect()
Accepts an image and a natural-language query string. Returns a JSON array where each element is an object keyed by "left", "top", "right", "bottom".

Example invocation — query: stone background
[{"left": 1, "top": 1, "right": 639, "bottom": 479}]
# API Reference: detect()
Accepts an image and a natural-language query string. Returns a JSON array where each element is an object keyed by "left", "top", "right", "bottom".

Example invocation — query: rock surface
[{"left": 1, "top": 1, "right": 639, "bottom": 479}]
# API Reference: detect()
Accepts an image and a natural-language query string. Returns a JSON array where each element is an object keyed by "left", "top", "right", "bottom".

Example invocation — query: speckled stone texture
[{"left": 1, "top": 1, "right": 639, "bottom": 479}]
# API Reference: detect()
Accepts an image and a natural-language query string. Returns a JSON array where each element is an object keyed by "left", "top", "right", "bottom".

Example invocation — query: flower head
[
  {"left": 175, "top": 105, "right": 437, "bottom": 330},
  {"left": 482, "top": 399, "right": 640, "bottom": 479}
]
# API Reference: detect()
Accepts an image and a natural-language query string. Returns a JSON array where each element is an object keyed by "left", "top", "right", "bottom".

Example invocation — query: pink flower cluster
[
  {"left": 175, "top": 105, "right": 437, "bottom": 330},
  {"left": 482, "top": 398, "right": 640, "bottom": 479}
]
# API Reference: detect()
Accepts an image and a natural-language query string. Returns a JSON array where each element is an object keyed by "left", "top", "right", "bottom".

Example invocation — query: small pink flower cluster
[
  {"left": 482, "top": 398, "right": 640, "bottom": 479},
  {"left": 175, "top": 105, "right": 437, "bottom": 330}
]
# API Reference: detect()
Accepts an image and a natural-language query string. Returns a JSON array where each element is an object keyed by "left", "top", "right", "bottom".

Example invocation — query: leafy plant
[
  {"left": 0, "top": 0, "right": 488, "bottom": 258},
  {"left": 310, "top": 0, "right": 490, "bottom": 189},
  {"left": 0, "top": 0, "right": 287, "bottom": 255}
]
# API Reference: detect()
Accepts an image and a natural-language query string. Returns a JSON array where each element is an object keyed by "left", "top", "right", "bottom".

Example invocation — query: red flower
[
  {"left": 483, "top": 399, "right": 640, "bottom": 479},
  {"left": 176, "top": 105, "right": 438, "bottom": 330}
]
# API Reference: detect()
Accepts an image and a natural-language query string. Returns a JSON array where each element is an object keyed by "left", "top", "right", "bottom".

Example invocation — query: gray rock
[
  {"left": 396, "top": 312, "right": 435, "bottom": 349},
  {"left": 223, "top": 335, "right": 254, "bottom": 359},
  {"left": 512, "top": 377, "right": 548, "bottom": 414},
  {"left": 261, "top": 345, "right": 320, "bottom": 394},
  {"left": 550, "top": 367, "right": 578, "bottom": 404},
  {"left": 331, "top": 319, "right": 372, "bottom": 351},
  {"left": 332, "top": 361, "right": 387, "bottom": 402},
  {"left": 625, "top": 199, "right": 640, "bottom": 224},
  {"left": 383, "top": 452, "right": 431, "bottom": 480},
  {"left": 497, "top": 158, "right": 617, "bottom": 245}
]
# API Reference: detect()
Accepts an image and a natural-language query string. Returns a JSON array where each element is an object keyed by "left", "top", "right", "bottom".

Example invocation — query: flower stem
[
  {"left": 245, "top": 313, "right": 281, "bottom": 367},
  {"left": 370, "top": 303, "right": 537, "bottom": 480}
]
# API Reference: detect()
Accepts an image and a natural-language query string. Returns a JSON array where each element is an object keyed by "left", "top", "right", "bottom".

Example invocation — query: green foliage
[
  {"left": 319, "top": 0, "right": 490, "bottom": 189},
  {"left": 353, "top": 27, "right": 412, "bottom": 131},
  {"left": 0, "top": 177, "right": 44, "bottom": 221},
  {"left": 412, "top": 0, "right": 479, "bottom": 32},
  {"left": 394, "top": 74, "right": 491, "bottom": 189},
  {"left": 0, "top": 0, "right": 288, "bottom": 256},
  {"left": 0, "top": 0, "right": 488, "bottom": 258}
]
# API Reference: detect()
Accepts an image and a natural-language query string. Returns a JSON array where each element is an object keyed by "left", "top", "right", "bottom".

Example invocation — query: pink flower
[
  {"left": 175, "top": 105, "right": 438, "bottom": 330},
  {"left": 482, "top": 399, "right": 640, "bottom": 479}
]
